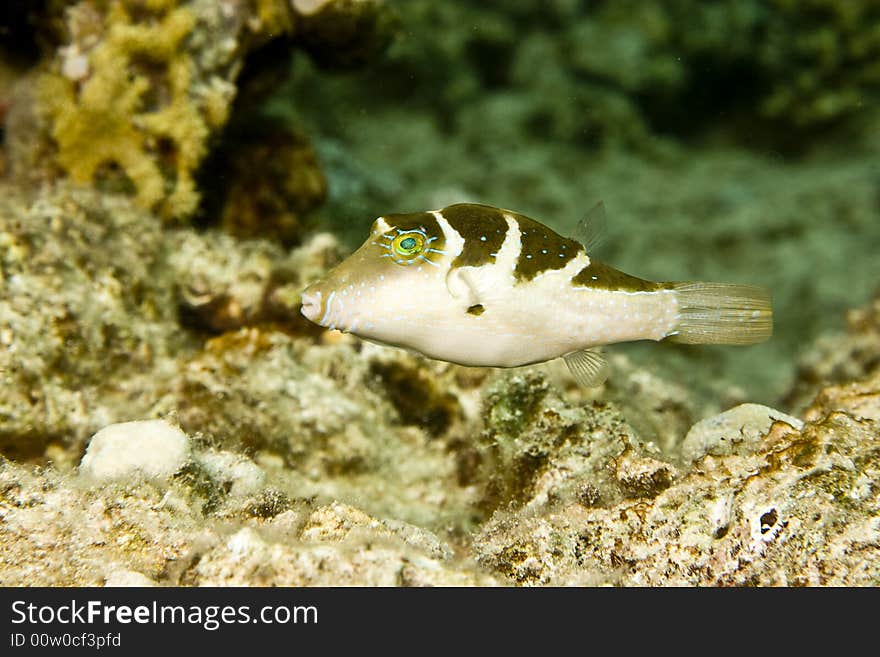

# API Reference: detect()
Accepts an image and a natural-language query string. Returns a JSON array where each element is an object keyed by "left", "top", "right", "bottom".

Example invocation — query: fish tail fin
[{"left": 666, "top": 282, "right": 772, "bottom": 345}]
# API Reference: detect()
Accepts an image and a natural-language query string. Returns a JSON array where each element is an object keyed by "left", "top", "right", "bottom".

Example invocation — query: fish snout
[{"left": 300, "top": 289, "right": 322, "bottom": 323}]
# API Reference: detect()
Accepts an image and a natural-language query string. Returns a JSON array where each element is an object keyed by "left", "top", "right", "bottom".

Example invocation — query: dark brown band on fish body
[
  {"left": 382, "top": 211, "right": 447, "bottom": 252},
  {"left": 514, "top": 212, "right": 582, "bottom": 281},
  {"left": 571, "top": 258, "right": 664, "bottom": 292},
  {"left": 440, "top": 203, "right": 508, "bottom": 269}
]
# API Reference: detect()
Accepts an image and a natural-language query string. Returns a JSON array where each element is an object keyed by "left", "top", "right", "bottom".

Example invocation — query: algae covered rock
[
  {"left": 473, "top": 375, "right": 879, "bottom": 586},
  {"left": 0, "top": 176, "right": 877, "bottom": 587},
  {"left": 785, "top": 290, "right": 880, "bottom": 413},
  {"left": 473, "top": 370, "right": 668, "bottom": 514},
  {"left": 0, "top": 456, "right": 496, "bottom": 586},
  {"left": 0, "top": 181, "right": 182, "bottom": 459},
  {"left": 193, "top": 508, "right": 496, "bottom": 586}
]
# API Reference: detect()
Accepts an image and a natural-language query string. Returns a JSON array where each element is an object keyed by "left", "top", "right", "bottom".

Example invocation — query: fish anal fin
[
  {"left": 563, "top": 348, "right": 608, "bottom": 388},
  {"left": 573, "top": 201, "right": 606, "bottom": 253}
]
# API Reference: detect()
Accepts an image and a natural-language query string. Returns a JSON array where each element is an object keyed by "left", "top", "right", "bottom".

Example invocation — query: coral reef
[
  {"left": 784, "top": 290, "right": 880, "bottom": 413},
  {"left": 205, "top": 123, "right": 327, "bottom": 244},
  {"left": 40, "top": 1, "right": 204, "bottom": 217},
  {"left": 1, "top": 3, "right": 878, "bottom": 589},
  {"left": 5, "top": 0, "right": 390, "bottom": 222},
  {"left": 472, "top": 367, "right": 879, "bottom": 585},
  {"left": 0, "top": 181, "right": 178, "bottom": 460},
  {"left": 1, "top": 181, "right": 878, "bottom": 585},
  {"left": 0, "top": 457, "right": 497, "bottom": 586}
]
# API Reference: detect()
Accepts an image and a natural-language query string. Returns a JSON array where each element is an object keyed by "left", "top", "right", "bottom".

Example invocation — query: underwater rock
[
  {"left": 294, "top": 0, "right": 396, "bottom": 70},
  {"left": 604, "top": 353, "right": 700, "bottom": 454},
  {"left": 208, "top": 126, "right": 327, "bottom": 244},
  {"left": 803, "top": 368, "right": 880, "bottom": 424},
  {"left": 0, "top": 456, "right": 495, "bottom": 586},
  {"left": 0, "top": 181, "right": 181, "bottom": 459},
  {"left": 170, "top": 230, "right": 282, "bottom": 333},
  {"left": 193, "top": 514, "right": 495, "bottom": 586},
  {"left": 2, "top": 283, "right": 878, "bottom": 587},
  {"left": 193, "top": 449, "right": 266, "bottom": 497},
  {"left": 784, "top": 290, "right": 880, "bottom": 413},
  {"left": 0, "top": 457, "right": 206, "bottom": 585},
  {"left": 474, "top": 370, "right": 671, "bottom": 515},
  {"left": 167, "top": 325, "right": 482, "bottom": 527},
  {"left": 0, "top": 180, "right": 474, "bottom": 528},
  {"left": 79, "top": 419, "right": 190, "bottom": 482},
  {"left": 680, "top": 403, "right": 803, "bottom": 463},
  {"left": 473, "top": 377, "right": 879, "bottom": 586}
]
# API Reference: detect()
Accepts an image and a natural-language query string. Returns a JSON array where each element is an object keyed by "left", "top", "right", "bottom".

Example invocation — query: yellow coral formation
[
  {"left": 255, "top": 0, "right": 295, "bottom": 38},
  {"left": 40, "top": 1, "right": 207, "bottom": 219}
]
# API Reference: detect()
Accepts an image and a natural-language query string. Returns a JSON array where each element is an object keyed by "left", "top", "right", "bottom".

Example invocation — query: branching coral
[
  {"left": 40, "top": 1, "right": 204, "bottom": 219},
  {"left": 30, "top": 0, "right": 391, "bottom": 223}
]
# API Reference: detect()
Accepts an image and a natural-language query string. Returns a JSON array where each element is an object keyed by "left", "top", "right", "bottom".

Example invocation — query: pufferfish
[{"left": 300, "top": 203, "right": 772, "bottom": 386}]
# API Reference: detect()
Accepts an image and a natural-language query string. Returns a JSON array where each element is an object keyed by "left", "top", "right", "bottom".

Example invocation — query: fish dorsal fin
[
  {"left": 573, "top": 201, "right": 606, "bottom": 253},
  {"left": 563, "top": 348, "right": 608, "bottom": 388}
]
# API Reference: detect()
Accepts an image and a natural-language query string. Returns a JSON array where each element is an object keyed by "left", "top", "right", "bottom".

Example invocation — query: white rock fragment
[
  {"left": 292, "top": 0, "right": 335, "bottom": 17},
  {"left": 227, "top": 527, "right": 265, "bottom": 556},
  {"left": 194, "top": 449, "right": 266, "bottom": 496},
  {"left": 104, "top": 570, "right": 157, "bottom": 587},
  {"left": 681, "top": 403, "right": 803, "bottom": 463},
  {"left": 79, "top": 420, "right": 190, "bottom": 482}
]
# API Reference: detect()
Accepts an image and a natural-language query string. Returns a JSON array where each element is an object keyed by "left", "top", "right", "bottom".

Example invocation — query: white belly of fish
[{"left": 399, "top": 275, "right": 679, "bottom": 368}]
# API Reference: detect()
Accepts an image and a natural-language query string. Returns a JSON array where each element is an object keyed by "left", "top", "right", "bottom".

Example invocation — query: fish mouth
[{"left": 300, "top": 290, "right": 322, "bottom": 322}]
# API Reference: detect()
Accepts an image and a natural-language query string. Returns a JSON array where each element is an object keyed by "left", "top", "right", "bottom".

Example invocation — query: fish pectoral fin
[
  {"left": 563, "top": 348, "right": 608, "bottom": 388},
  {"left": 445, "top": 266, "right": 483, "bottom": 306},
  {"left": 572, "top": 201, "right": 606, "bottom": 253}
]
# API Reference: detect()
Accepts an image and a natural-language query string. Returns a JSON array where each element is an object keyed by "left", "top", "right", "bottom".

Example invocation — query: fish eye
[{"left": 392, "top": 231, "right": 425, "bottom": 258}]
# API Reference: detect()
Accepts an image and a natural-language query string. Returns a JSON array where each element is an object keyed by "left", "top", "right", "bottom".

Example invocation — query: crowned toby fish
[{"left": 300, "top": 203, "right": 772, "bottom": 386}]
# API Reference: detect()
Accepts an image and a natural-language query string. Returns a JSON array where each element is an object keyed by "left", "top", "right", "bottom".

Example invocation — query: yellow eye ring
[{"left": 392, "top": 232, "right": 426, "bottom": 258}]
